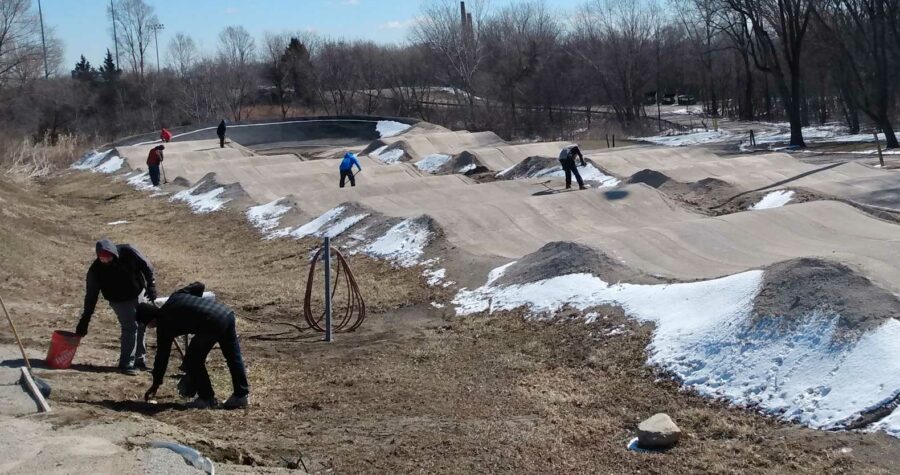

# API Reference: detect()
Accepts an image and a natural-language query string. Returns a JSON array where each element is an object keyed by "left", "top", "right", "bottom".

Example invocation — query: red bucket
[{"left": 46, "top": 330, "right": 82, "bottom": 369}]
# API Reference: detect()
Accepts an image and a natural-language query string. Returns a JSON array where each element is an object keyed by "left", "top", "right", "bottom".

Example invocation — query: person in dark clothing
[
  {"left": 339, "top": 152, "right": 362, "bottom": 188},
  {"left": 138, "top": 282, "right": 250, "bottom": 409},
  {"left": 76, "top": 239, "right": 157, "bottom": 375},
  {"left": 147, "top": 145, "right": 165, "bottom": 187},
  {"left": 558, "top": 144, "right": 587, "bottom": 190},
  {"left": 216, "top": 120, "right": 227, "bottom": 148}
]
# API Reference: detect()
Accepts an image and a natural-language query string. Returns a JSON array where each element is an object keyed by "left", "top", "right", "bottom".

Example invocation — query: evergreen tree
[{"left": 71, "top": 55, "right": 97, "bottom": 83}]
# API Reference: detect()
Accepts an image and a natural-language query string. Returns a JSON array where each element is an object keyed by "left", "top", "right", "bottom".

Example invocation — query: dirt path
[{"left": 2, "top": 171, "right": 900, "bottom": 474}]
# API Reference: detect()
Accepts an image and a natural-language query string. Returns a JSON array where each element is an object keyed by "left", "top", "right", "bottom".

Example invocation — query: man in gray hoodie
[{"left": 76, "top": 239, "right": 158, "bottom": 375}]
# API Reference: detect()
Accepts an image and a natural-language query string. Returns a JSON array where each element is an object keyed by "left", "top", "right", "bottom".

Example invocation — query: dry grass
[
  {"left": 0, "top": 133, "right": 88, "bottom": 182},
  {"left": 2, "top": 171, "right": 900, "bottom": 474}
]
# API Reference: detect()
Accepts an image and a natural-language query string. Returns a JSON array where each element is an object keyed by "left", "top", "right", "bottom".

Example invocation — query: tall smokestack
[{"left": 461, "top": 2, "right": 467, "bottom": 28}]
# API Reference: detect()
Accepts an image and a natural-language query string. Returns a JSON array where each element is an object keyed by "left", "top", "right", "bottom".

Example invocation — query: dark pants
[
  {"left": 339, "top": 169, "right": 356, "bottom": 188},
  {"left": 218, "top": 135, "right": 225, "bottom": 148},
  {"left": 183, "top": 314, "right": 249, "bottom": 400},
  {"left": 560, "top": 159, "right": 584, "bottom": 189},
  {"left": 148, "top": 165, "right": 161, "bottom": 187}
]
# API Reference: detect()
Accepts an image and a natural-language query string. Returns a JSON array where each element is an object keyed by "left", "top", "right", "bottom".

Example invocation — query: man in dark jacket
[
  {"left": 76, "top": 239, "right": 157, "bottom": 375},
  {"left": 558, "top": 144, "right": 587, "bottom": 190},
  {"left": 147, "top": 145, "right": 164, "bottom": 187},
  {"left": 216, "top": 120, "right": 227, "bottom": 148},
  {"left": 138, "top": 282, "right": 250, "bottom": 409}
]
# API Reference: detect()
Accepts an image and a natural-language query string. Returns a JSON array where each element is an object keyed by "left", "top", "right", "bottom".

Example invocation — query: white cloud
[
  {"left": 378, "top": 18, "right": 419, "bottom": 30},
  {"left": 342, "top": 0, "right": 360, "bottom": 5}
]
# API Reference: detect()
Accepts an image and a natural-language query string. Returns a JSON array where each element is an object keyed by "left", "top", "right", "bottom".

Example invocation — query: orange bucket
[{"left": 46, "top": 330, "right": 81, "bottom": 369}]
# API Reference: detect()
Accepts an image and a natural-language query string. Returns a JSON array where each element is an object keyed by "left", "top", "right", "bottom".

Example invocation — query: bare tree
[
  {"left": 815, "top": 0, "right": 899, "bottom": 147},
  {"left": 571, "top": 0, "right": 662, "bottom": 122},
  {"left": 723, "top": 0, "right": 815, "bottom": 148},
  {"left": 0, "top": 0, "right": 49, "bottom": 89},
  {"left": 167, "top": 33, "right": 198, "bottom": 78},
  {"left": 262, "top": 31, "right": 290, "bottom": 118},
  {"left": 412, "top": 0, "right": 487, "bottom": 125},
  {"left": 108, "top": 0, "right": 158, "bottom": 79},
  {"left": 217, "top": 25, "right": 257, "bottom": 121},
  {"left": 482, "top": 1, "right": 559, "bottom": 134}
]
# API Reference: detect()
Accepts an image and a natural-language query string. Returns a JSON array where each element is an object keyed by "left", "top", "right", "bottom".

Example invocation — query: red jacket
[
  {"left": 160, "top": 128, "right": 172, "bottom": 142},
  {"left": 147, "top": 148, "right": 163, "bottom": 166}
]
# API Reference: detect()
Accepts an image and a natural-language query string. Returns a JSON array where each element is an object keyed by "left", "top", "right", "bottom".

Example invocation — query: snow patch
[
  {"left": 423, "top": 268, "right": 447, "bottom": 286},
  {"left": 533, "top": 164, "right": 620, "bottom": 187},
  {"left": 171, "top": 184, "right": 230, "bottom": 213},
  {"left": 93, "top": 156, "right": 124, "bottom": 173},
  {"left": 458, "top": 163, "right": 477, "bottom": 174},
  {"left": 127, "top": 171, "right": 157, "bottom": 191},
  {"left": 452, "top": 267, "right": 900, "bottom": 435},
  {"left": 751, "top": 190, "right": 795, "bottom": 210},
  {"left": 638, "top": 129, "right": 734, "bottom": 147},
  {"left": 415, "top": 154, "right": 452, "bottom": 173},
  {"left": 376, "top": 120, "right": 412, "bottom": 138},
  {"left": 363, "top": 218, "right": 432, "bottom": 267},
  {"left": 106, "top": 220, "right": 129, "bottom": 225},
  {"left": 370, "top": 145, "right": 406, "bottom": 164},
  {"left": 71, "top": 149, "right": 113, "bottom": 170},
  {"left": 288, "top": 206, "right": 369, "bottom": 239},
  {"left": 247, "top": 198, "right": 292, "bottom": 233}
]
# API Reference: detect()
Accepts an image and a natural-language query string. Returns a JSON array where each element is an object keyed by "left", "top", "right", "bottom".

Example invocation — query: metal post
[
  {"left": 874, "top": 132, "right": 885, "bottom": 168},
  {"left": 323, "top": 237, "right": 333, "bottom": 342},
  {"left": 150, "top": 23, "right": 165, "bottom": 73},
  {"left": 110, "top": 0, "right": 119, "bottom": 70},
  {"left": 37, "top": 0, "right": 49, "bottom": 79}
]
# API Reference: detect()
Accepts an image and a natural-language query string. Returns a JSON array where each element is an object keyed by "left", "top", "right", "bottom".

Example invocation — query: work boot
[
  {"left": 579, "top": 185, "right": 587, "bottom": 190},
  {"left": 119, "top": 366, "right": 139, "bottom": 376},
  {"left": 223, "top": 394, "right": 249, "bottom": 410},
  {"left": 177, "top": 375, "right": 197, "bottom": 398},
  {"left": 185, "top": 397, "right": 219, "bottom": 409},
  {"left": 134, "top": 360, "right": 150, "bottom": 371}
]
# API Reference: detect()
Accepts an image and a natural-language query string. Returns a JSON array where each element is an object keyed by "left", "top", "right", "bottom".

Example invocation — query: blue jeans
[
  {"left": 184, "top": 314, "right": 249, "bottom": 400},
  {"left": 109, "top": 298, "right": 146, "bottom": 368},
  {"left": 148, "top": 165, "right": 161, "bottom": 186}
]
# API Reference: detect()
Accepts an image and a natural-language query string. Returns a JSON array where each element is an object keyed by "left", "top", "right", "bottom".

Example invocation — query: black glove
[
  {"left": 145, "top": 286, "right": 157, "bottom": 302},
  {"left": 75, "top": 317, "right": 89, "bottom": 337}
]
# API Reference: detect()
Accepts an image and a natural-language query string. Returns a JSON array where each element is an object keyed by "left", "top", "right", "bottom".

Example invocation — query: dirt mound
[
  {"left": 495, "top": 155, "right": 558, "bottom": 180},
  {"left": 752, "top": 258, "right": 900, "bottom": 334},
  {"left": 626, "top": 169, "right": 670, "bottom": 188},
  {"left": 171, "top": 172, "right": 256, "bottom": 212},
  {"left": 625, "top": 169, "right": 741, "bottom": 213},
  {"left": 415, "top": 151, "right": 481, "bottom": 175},
  {"left": 494, "top": 241, "right": 665, "bottom": 287}
]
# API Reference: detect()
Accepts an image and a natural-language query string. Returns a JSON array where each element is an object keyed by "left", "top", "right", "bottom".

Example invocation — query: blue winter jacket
[{"left": 340, "top": 153, "right": 361, "bottom": 172}]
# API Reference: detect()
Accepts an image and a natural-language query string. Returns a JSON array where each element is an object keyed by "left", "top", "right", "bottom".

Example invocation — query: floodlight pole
[
  {"left": 150, "top": 23, "right": 165, "bottom": 73},
  {"left": 38, "top": 0, "right": 49, "bottom": 78},
  {"left": 111, "top": 0, "right": 120, "bottom": 69}
]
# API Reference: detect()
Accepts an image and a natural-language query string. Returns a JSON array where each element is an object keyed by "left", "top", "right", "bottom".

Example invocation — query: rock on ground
[{"left": 637, "top": 413, "right": 682, "bottom": 449}]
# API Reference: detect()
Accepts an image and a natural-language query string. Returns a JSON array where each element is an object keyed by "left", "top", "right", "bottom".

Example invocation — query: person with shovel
[
  {"left": 147, "top": 145, "right": 165, "bottom": 187},
  {"left": 339, "top": 151, "right": 361, "bottom": 188},
  {"left": 559, "top": 144, "right": 587, "bottom": 190},
  {"left": 76, "top": 239, "right": 158, "bottom": 375},
  {"left": 138, "top": 282, "right": 250, "bottom": 409}
]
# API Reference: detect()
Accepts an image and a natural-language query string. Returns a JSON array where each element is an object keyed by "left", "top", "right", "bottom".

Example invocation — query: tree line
[{"left": 2, "top": 0, "right": 900, "bottom": 148}]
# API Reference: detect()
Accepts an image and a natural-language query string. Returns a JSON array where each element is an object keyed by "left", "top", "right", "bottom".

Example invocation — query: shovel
[{"left": 0, "top": 293, "right": 52, "bottom": 410}]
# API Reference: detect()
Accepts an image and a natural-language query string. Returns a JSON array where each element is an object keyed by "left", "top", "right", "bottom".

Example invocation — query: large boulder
[{"left": 637, "top": 413, "right": 682, "bottom": 449}]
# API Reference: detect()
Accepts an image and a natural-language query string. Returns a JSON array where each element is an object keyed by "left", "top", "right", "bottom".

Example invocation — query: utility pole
[
  {"left": 37, "top": 0, "right": 49, "bottom": 78},
  {"left": 150, "top": 23, "right": 165, "bottom": 73},
  {"left": 110, "top": 0, "right": 119, "bottom": 70},
  {"left": 656, "top": 25, "right": 662, "bottom": 133}
]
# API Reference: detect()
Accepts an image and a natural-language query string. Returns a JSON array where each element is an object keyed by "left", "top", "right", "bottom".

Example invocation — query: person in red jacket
[
  {"left": 147, "top": 145, "right": 165, "bottom": 187},
  {"left": 160, "top": 128, "right": 173, "bottom": 143}
]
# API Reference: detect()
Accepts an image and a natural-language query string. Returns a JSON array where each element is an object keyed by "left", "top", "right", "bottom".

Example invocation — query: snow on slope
[
  {"left": 751, "top": 190, "right": 795, "bottom": 210},
  {"left": 376, "top": 120, "right": 412, "bottom": 138},
  {"left": 452, "top": 265, "right": 900, "bottom": 434}
]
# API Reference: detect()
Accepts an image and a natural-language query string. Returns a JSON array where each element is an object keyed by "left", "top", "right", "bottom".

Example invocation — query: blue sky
[{"left": 46, "top": 0, "right": 584, "bottom": 71}]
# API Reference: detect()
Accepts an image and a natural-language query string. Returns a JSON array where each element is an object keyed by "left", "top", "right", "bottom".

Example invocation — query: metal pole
[
  {"left": 874, "top": 132, "right": 885, "bottom": 168},
  {"left": 37, "top": 0, "right": 49, "bottom": 78},
  {"left": 323, "top": 237, "right": 333, "bottom": 342},
  {"left": 111, "top": 0, "right": 119, "bottom": 70},
  {"left": 154, "top": 28, "right": 160, "bottom": 73}
]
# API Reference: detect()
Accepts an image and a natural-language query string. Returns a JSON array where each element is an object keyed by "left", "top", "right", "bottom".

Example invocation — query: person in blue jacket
[{"left": 339, "top": 152, "right": 362, "bottom": 188}]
